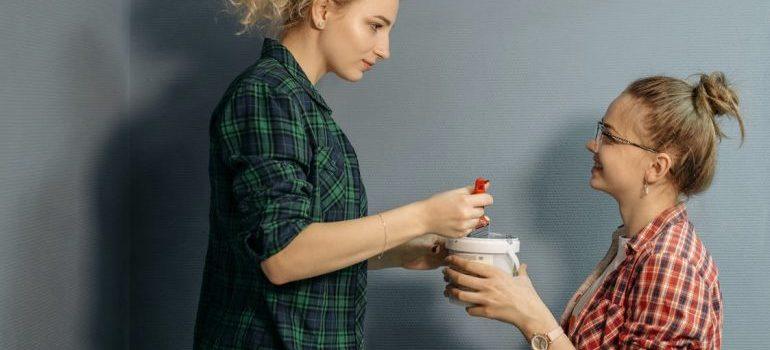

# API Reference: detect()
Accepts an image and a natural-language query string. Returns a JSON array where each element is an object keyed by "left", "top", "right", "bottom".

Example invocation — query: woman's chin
[
  {"left": 588, "top": 176, "right": 603, "bottom": 191},
  {"left": 335, "top": 69, "right": 364, "bottom": 82}
]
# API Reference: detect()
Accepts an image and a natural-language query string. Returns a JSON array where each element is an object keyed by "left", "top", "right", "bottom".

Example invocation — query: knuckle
[
  {"left": 454, "top": 274, "right": 464, "bottom": 285},
  {"left": 453, "top": 289, "right": 464, "bottom": 300}
]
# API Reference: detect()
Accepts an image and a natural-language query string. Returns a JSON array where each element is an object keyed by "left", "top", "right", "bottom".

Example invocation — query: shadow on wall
[
  {"left": 94, "top": 0, "right": 260, "bottom": 347},
  {"left": 92, "top": 118, "right": 130, "bottom": 349},
  {"left": 80, "top": 20, "right": 132, "bottom": 349}
]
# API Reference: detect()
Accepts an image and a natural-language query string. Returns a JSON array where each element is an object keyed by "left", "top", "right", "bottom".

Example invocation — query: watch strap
[{"left": 546, "top": 326, "right": 564, "bottom": 343}]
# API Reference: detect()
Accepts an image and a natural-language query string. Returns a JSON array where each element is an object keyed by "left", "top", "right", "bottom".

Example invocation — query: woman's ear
[
  {"left": 645, "top": 152, "right": 672, "bottom": 185},
  {"left": 310, "top": 0, "right": 331, "bottom": 29}
]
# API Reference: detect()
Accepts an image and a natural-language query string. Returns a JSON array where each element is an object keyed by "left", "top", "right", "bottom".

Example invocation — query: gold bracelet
[{"left": 377, "top": 213, "right": 388, "bottom": 260}]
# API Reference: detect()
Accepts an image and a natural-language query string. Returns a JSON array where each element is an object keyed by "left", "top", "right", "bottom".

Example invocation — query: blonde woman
[
  {"left": 194, "top": 0, "right": 493, "bottom": 348},
  {"left": 445, "top": 72, "right": 741, "bottom": 349}
]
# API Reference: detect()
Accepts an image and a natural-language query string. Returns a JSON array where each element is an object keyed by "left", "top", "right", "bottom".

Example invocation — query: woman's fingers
[
  {"left": 455, "top": 185, "right": 493, "bottom": 206},
  {"left": 429, "top": 181, "right": 494, "bottom": 238},
  {"left": 460, "top": 180, "right": 491, "bottom": 195},
  {"left": 445, "top": 286, "right": 485, "bottom": 305},
  {"left": 468, "top": 207, "right": 485, "bottom": 218},
  {"left": 431, "top": 236, "right": 446, "bottom": 253},
  {"left": 465, "top": 305, "right": 495, "bottom": 319},
  {"left": 443, "top": 267, "right": 486, "bottom": 291},
  {"left": 459, "top": 185, "right": 475, "bottom": 195},
  {"left": 474, "top": 215, "right": 490, "bottom": 229},
  {"left": 462, "top": 219, "right": 481, "bottom": 231},
  {"left": 446, "top": 255, "right": 497, "bottom": 278},
  {"left": 467, "top": 193, "right": 494, "bottom": 207}
]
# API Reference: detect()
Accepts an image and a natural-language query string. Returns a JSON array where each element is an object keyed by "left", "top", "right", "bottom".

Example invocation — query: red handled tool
[
  {"left": 470, "top": 177, "right": 490, "bottom": 235},
  {"left": 473, "top": 177, "right": 489, "bottom": 195}
]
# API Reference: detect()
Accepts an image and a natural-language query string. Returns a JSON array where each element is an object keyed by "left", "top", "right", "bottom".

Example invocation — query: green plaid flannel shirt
[{"left": 194, "top": 38, "right": 369, "bottom": 349}]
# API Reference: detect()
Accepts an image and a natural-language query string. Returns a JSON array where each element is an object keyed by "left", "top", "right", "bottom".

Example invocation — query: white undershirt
[{"left": 571, "top": 235, "right": 630, "bottom": 318}]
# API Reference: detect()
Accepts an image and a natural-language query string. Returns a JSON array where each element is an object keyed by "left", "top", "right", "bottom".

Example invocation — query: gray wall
[
  {"left": 0, "top": 1, "right": 130, "bottom": 349},
  {"left": 3, "top": 0, "right": 768, "bottom": 349},
  {"left": 330, "top": 1, "right": 770, "bottom": 348}
]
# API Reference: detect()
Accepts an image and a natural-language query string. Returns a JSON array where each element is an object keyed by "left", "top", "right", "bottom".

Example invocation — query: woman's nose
[
  {"left": 375, "top": 36, "right": 391, "bottom": 61},
  {"left": 586, "top": 139, "right": 598, "bottom": 153},
  {"left": 375, "top": 47, "right": 390, "bottom": 61}
]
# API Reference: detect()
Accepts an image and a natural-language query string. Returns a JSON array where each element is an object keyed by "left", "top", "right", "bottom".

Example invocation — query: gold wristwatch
[{"left": 530, "top": 326, "right": 564, "bottom": 350}]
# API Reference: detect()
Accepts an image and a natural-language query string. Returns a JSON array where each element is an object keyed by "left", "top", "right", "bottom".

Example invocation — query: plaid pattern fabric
[
  {"left": 560, "top": 203, "right": 723, "bottom": 349},
  {"left": 194, "top": 38, "right": 368, "bottom": 349}
]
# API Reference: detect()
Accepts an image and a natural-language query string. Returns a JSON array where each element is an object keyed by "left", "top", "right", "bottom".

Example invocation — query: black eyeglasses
[{"left": 595, "top": 121, "right": 659, "bottom": 153}]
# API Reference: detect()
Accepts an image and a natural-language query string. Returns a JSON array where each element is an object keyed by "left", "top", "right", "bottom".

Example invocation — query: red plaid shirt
[{"left": 560, "top": 203, "right": 723, "bottom": 349}]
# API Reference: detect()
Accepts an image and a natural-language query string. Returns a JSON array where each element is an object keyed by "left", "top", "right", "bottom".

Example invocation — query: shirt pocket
[{"left": 313, "top": 145, "right": 348, "bottom": 218}]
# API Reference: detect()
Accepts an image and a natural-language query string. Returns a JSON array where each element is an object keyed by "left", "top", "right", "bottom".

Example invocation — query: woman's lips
[{"left": 362, "top": 60, "right": 374, "bottom": 71}]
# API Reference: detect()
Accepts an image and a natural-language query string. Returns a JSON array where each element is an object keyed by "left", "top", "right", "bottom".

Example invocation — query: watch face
[{"left": 531, "top": 335, "right": 549, "bottom": 350}]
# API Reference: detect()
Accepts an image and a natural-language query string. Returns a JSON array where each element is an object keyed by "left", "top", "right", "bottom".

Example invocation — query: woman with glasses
[
  {"left": 444, "top": 72, "right": 743, "bottom": 349},
  {"left": 194, "top": 0, "right": 493, "bottom": 348}
]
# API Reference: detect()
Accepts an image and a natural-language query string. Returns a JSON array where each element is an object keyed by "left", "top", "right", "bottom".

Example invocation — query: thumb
[{"left": 462, "top": 181, "right": 492, "bottom": 194}]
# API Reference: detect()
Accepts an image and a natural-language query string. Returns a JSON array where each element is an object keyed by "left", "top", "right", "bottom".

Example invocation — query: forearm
[
  {"left": 366, "top": 244, "right": 403, "bottom": 270},
  {"left": 261, "top": 201, "right": 427, "bottom": 284}
]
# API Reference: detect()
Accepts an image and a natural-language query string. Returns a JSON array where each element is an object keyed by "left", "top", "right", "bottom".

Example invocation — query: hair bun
[{"left": 693, "top": 72, "right": 739, "bottom": 119}]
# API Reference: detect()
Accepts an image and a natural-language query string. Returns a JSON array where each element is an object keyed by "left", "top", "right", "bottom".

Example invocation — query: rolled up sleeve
[
  {"left": 618, "top": 253, "right": 718, "bottom": 349},
  {"left": 218, "top": 82, "right": 314, "bottom": 261}
]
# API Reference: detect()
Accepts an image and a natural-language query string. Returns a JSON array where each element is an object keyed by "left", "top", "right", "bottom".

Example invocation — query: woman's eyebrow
[{"left": 374, "top": 15, "right": 392, "bottom": 26}]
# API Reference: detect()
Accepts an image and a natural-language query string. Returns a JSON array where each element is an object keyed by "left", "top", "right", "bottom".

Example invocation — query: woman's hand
[
  {"left": 368, "top": 234, "right": 447, "bottom": 270},
  {"left": 398, "top": 234, "right": 447, "bottom": 270},
  {"left": 442, "top": 256, "right": 560, "bottom": 338},
  {"left": 419, "top": 184, "right": 493, "bottom": 239}
]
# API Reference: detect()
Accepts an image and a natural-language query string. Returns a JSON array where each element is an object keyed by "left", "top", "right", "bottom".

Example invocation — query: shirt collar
[
  {"left": 624, "top": 202, "right": 688, "bottom": 253},
  {"left": 260, "top": 38, "right": 331, "bottom": 111}
]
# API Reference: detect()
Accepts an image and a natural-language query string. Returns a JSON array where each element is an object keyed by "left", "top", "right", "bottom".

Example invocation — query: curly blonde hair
[
  {"left": 227, "top": 0, "right": 354, "bottom": 36},
  {"left": 625, "top": 72, "right": 745, "bottom": 197}
]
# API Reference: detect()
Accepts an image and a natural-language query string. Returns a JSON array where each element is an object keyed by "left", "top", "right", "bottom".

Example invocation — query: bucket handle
[{"left": 506, "top": 249, "right": 520, "bottom": 276}]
